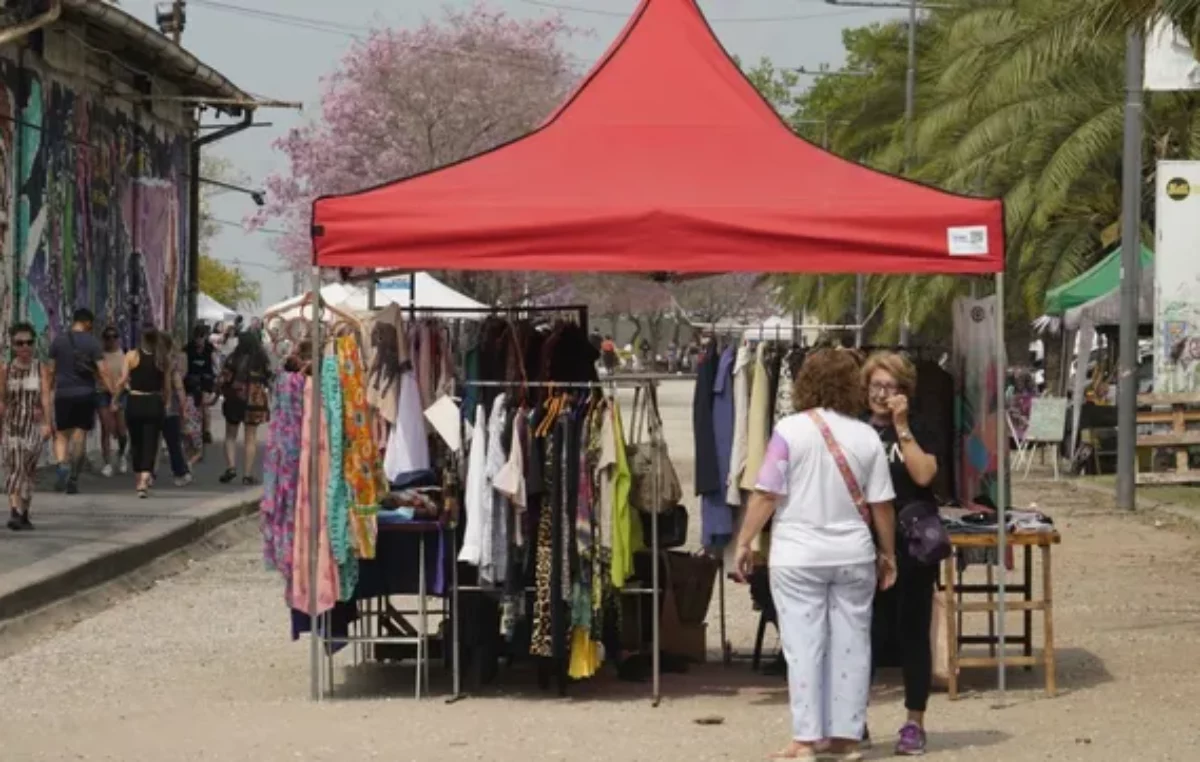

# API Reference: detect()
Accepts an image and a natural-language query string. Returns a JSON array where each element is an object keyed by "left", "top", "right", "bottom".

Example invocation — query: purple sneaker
[{"left": 895, "top": 722, "right": 926, "bottom": 756}]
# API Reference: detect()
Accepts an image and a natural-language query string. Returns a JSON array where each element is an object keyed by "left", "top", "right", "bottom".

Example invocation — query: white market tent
[
  {"left": 262, "top": 272, "right": 489, "bottom": 322},
  {"left": 198, "top": 292, "right": 238, "bottom": 325}
]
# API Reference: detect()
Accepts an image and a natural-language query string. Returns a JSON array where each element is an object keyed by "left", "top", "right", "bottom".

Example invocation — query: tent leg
[
  {"left": 994, "top": 272, "right": 1008, "bottom": 695},
  {"left": 309, "top": 267, "right": 324, "bottom": 702}
]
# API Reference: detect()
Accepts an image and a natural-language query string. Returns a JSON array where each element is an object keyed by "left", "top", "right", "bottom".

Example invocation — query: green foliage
[
  {"left": 742, "top": 0, "right": 1200, "bottom": 344},
  {"left": 198, "top": 255, "right": 260, "bottom": 311}
]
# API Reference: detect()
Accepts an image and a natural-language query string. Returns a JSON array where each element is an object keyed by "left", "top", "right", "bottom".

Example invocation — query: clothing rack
[{"left": 452, "top": 375, "right": 667, "bottom": 706}]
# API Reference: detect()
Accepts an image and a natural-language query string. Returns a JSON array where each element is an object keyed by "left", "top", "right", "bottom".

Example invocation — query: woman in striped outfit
[{"left": 1, "top": 322, "right": 54, "bottom": 530}]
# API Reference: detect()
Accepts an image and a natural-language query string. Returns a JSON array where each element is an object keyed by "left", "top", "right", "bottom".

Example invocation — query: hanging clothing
[
  {"left": 740, "top": 341, "right": 771, "bottom": 490},
  {"left": 607, "top": 401, "right": 642, "bottom": 589},
  {"left": 291, "top": 378, "right": 339, "bottom": 616},
  {"left": 261, "top": 370, "right": 305, "bottom": 583},
  {"left": 726, "top": 342, "right": 752, "bottom": 505},
  {"left": 458, "top": 404, "right": 489, "bottom": 566},
  {"left": 481, "top": 394, "right": 509, "bottom": 585},
  {"left": 692, "top": 342, "right": 721, "bottom": 495},
  {"left": 322, "top": 355, "right": 357, "bottom": 601},
  {"left": 953, "top": 295, "right": 1003, "bottom": 506},
  {"left": 3, "top": 360, "right": 45, "bottom": 502},
  {"left": 383, "top": 370, "right": 430, "bottom": 481},
  {"left": 775, "top": 349, "right": 796, "bottom": 423},
  {"left": 701, "top": 345, "right": 736, "bottom": 549},
  {"left": 337, "top": 335, "right": 384, "bottom": 559}
]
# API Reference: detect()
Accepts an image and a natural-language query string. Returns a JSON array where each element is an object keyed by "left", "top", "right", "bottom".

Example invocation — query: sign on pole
[{"left": 1154, "top": 160, "right": 1200, "bottom": 393}]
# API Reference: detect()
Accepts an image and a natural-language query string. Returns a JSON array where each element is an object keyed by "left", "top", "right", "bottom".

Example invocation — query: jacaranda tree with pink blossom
[{"left": 255, "top": 4, "right": 578, "bottom": 302}]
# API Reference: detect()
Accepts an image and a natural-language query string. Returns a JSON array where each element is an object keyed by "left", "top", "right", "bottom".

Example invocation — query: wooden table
[{"left": 942, "top": 530, "right": 1061, "bottom": 699}]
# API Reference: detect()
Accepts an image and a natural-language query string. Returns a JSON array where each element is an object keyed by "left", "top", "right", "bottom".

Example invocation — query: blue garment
[{"left": 701, "top": 345, "right": 736, "bottom": 548}]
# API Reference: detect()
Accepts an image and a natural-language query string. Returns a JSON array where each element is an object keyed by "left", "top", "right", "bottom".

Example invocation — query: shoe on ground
[
  {"left": 895, "top": 722, "right": 926, "bottom": 756},
  {"left": 65, "top": 480, "right": 79, "bottom": 495},
  {"left": 219, "top": 469, "right": 237, "bottom": 484},
  {"left": 100, "top": 464, "right": 114, "bottom": 478},
  {"left": 174, "top": 474, "right": 193, "bottom": 487},
  {"left": 54, "top": 467, "right": 69, "bottom": 492},
  {"left": 18, "top": 513, "right": 32, "bottom": 530},
  {"left": 118, "top": 459, "right": 128, "bottom": 475},
  {"left": 7, "top": 513, "right": 20, "bottom": 531}
]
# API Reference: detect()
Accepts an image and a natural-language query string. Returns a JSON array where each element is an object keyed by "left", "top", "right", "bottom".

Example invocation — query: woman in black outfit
[
  {"left": 862, "top": 351, "right": 939, "bottom": 757},
  {"left": 185, "top": 324, "right": 216, "bottom": 444},
  {"left": 114, "top": 328, "right": 170, "bottom": 498}
]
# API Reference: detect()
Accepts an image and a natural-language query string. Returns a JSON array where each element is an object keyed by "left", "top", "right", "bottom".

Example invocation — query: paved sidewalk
[{"left": 0, "top": 445, "right": 263, "bottom": 622}]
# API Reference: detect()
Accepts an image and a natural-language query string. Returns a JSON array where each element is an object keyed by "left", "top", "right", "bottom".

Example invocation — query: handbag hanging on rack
[{"left": 626, "top": 385, "right": 683, "bottom": 514}]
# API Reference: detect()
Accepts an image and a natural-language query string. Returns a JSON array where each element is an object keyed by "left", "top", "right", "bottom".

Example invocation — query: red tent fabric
[{"left": 312, "top": 0, "right": 1004, "bottom": 275}]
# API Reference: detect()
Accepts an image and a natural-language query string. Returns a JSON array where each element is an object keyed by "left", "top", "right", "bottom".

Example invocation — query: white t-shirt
[{"left": 754, "top": 408, "right": 895, "bottom": 567}]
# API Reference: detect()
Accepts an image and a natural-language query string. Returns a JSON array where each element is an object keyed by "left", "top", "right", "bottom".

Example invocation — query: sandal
[
  {"left": 218, "top": 469, "right": 237, "bottom": 484},
  {"left": 242, "top": 476, "right": 258, "bottom": 486},
  {"left": 768, "top": 743, "right": 817, "bottom": 760}
]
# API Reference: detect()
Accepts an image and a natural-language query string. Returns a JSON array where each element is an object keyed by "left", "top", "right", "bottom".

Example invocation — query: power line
[
  {"left": 187, "top": 0, "right": 587, "bottom": 73},
  {"left": 518, "top": 0, "right": 873, "bottom": 22},
  {"left": 206, "top": 217, "right": 290, "bottom": 236}
]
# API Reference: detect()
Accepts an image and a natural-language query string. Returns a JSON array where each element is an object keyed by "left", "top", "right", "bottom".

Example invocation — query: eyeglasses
[
  {"left": 868, "top": 382, "right": 899, "bottom": 395},
  {"left": 12, "top": 340, "right": 33, "bottom": 347}
]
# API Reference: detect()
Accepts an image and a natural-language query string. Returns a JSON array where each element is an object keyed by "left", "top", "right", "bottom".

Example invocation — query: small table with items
[{"left": 942, "top": 527, "right": 1061, "bottom": 699}]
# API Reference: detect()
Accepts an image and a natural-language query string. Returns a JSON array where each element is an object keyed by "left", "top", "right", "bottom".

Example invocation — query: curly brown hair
[{"left": 791, "top": 348, "right": 866, "bottom": 418}]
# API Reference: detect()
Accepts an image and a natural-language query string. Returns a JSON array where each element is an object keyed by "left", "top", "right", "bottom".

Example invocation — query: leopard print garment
[{"left": 529, "top": 501, "right": 554, "bottom": 658}]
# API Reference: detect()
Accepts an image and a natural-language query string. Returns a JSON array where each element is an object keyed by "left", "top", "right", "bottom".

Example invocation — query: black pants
[
  {"left": 872, "top": 552, "right": 938, "bottom": 713},
  {"left": 125, "top": 394, "right": 165, "bottom": 474}
]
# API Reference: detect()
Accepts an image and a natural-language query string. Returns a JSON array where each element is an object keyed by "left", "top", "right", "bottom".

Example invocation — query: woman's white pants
[{"left": 770, "top": 562, "right": 876, "bottom": 743}]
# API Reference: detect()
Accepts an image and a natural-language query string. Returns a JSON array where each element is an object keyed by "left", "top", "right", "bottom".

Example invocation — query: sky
[{"left": 119, "top": 0, "right": 903, "bottom": 310}]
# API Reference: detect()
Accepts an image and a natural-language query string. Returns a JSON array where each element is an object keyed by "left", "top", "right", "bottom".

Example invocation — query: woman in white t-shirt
[{"left": 735, "top": 348, "right": 898, "bottom": 761}]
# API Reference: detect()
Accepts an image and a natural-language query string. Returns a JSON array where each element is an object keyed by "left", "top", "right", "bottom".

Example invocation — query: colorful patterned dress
[
  {"left": 260, "top": 371, "right": 306, "bottom": 587},
  {"left": 337, "top": 335, "right": 384, "bottom": 560}
]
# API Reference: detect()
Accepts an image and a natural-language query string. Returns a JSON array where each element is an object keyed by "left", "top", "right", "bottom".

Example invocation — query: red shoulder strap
[{"left": 806, "top": 410, "right": 871, "bottom": 524}]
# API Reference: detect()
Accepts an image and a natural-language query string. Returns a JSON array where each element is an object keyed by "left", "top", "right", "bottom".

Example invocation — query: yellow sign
[{"left": 1167, "top": 177, "right": 1191, "bottom": 201}]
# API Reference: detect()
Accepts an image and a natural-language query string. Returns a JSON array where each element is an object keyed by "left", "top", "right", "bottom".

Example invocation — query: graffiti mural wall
[{"left": 0, "top": 50, "right": 191, "bottom": 349}]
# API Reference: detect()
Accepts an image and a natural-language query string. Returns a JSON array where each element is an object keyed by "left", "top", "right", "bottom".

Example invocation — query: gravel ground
[{"left": 3, "top": 381, "right": 1200, "bottom": 761}]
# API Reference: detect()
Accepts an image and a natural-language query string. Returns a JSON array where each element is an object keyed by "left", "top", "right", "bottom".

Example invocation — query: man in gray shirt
[{"left": 47, "top": 308, "right": 117, "bottom": 494}]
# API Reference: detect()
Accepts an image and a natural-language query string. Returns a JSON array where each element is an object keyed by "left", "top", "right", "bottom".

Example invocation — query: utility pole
[
  {"left": 826, "top": 0, "right": 954, "bottom": 346},
  {"left": 1116, "top": 27, "right": 1144, "bottom": 511},
  {"left": 155, "top": 1, "right": 186, "bottom": 43}
]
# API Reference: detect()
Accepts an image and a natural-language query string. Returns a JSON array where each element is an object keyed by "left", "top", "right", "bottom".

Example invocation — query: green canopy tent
[{"left": 1044, "top": 244, "right": 1154, "bottom": 315}]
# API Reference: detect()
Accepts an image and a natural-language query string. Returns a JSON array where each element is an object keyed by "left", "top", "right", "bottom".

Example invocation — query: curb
[{"left": 0, "top": 487, "right": 262, "bottom": 622}]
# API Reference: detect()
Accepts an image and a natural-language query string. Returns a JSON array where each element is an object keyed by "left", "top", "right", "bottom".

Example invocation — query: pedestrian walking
[
  {"left": 97, "top": 325, "right": 128, "bottom": 477},
  {"left": 1, "top": 323, "right": 53, "bottom": 530},
  {"left": 47, "top": 308, "right": 117, "bottom": 494},
  {"left": 115, "top": 327, "right": 170, "bottom": 498},
  {"left": 185, "top": 324, "right": 216, "bottom": 445},
  {"left": 862, "top": 352, "right": 941, "bottom": 756},
  {"left": 217, "top": 330, "right": 272, "bottom": 485},
  {"left": 735, "top": 348, "right": 897, "bottom": 761},
  {"left": 159, "top": 334, "right": 194, "bottom": 487}
]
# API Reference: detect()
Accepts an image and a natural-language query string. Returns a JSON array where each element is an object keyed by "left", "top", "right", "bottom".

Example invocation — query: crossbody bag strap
[{"left": 806, "top": 410, "right": 871, "bottom": 524}]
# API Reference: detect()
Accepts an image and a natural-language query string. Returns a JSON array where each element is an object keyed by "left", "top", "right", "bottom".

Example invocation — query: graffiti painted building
[{"left": 0, "top": 0, "right": 254, "bottom": 346}]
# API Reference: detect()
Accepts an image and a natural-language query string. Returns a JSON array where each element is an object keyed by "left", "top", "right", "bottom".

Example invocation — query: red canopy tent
[
  {"left": 311, "top": 0, "right": 1004, "bottom": 275},
  {"left": 304, "top": 0, "right": 1014, "bottom": 701}
]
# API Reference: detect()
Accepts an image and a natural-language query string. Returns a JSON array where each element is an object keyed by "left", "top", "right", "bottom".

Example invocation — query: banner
[
  {"left": 1145, "top": 18, "right": 1200, "bottom": 91},
  {"left": 1154, "top": 161, "right": 1200, "bottom": 393}
]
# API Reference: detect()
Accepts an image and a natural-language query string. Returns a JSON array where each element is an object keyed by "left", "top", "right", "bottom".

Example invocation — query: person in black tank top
[
  {"left": 862, "top": 352, "right": 940, "bottom": 757},
  {"left": 116, "top": 328, "right": 170, "bottom": 497}
]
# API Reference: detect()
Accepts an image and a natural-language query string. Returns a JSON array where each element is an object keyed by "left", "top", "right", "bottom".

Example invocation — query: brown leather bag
[{"left": 626, "top": 386, "right": 682, "bottom": 514}]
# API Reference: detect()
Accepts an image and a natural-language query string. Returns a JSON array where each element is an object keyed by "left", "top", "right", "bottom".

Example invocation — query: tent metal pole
[
  {"left": 854, "top": 275, "right": 865, "bottom": 347},
  {"left": 308, "top": 267, "right": 324, "bottom": 702},
  {"left": 651, "top": 379, "right": 661, "bottom": 707},
  {"left": 994, "top": 272, "right": 1008, "bottom": 694}
]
